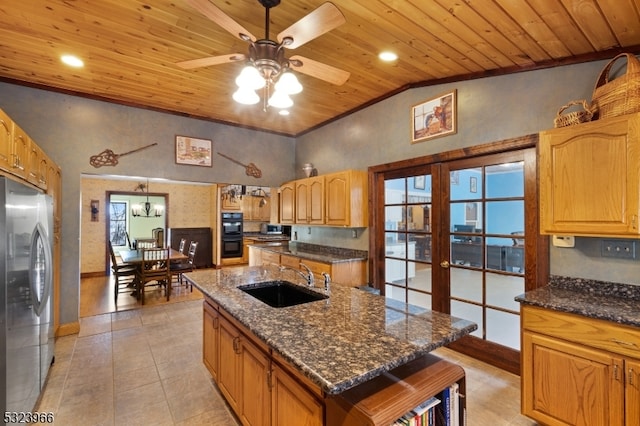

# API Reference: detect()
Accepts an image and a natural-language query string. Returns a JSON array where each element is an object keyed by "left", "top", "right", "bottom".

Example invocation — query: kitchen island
[{"left": 185, "top": 266, "right": 477, "bottom": 425}]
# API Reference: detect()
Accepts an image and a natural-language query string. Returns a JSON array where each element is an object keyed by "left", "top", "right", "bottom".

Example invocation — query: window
[{"left": 110, "top": 201, "right": 128, "bottom": 246}]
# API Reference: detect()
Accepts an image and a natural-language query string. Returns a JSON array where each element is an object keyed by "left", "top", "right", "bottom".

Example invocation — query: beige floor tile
[{"left": 114, "top": 363, "right": 160, "bottom": 393}]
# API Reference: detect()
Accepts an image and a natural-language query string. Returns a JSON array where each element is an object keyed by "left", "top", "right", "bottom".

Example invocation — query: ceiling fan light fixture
[
  {"left": 233, "top": 87, "right": 260, "bottom": 105},
  {"left": 236, "top": 65, "right": 266, "bottom": 90},
  {"left": 275, "top": 71, "right": 302, "bottom": 95},
  {"left": 268, "top": 90, "right": 293, "bottom": 109}
]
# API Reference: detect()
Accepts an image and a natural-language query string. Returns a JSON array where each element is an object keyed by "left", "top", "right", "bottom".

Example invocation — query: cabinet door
[
  {"left": 539, "top": 114, "right": 640, "bottom": 236},
  {"left": 203, "top": 301, "right": 219, "bottom": 381},
  {"left": 295, "top": 180, "right": 310, "bottom": 223},
  {"left": 325, "top": 171, "right": 350, "bottom": 226},
  {"left": 271, "top": 363, "right": 323, "bottom": 426},
  {"left": 0, "top": 109, "right": 13, "bottom": 172},
  {"left": 240, "top": 338, "right": 271, "bottom": 426},
  {"left": 308, "top": 177, "right": 324, "bottom": 224},
  {"left": 218, "top": 315, "right": 242, "bottom": 414},
  {"left": 279, "top": 183, "right": 295, "bottom": 224},
  {"left": 522, "top": 332, "right": 624, "bottom": 426},
  {"left": 627, "top": 359, "right": 640, "bottom": 426},
  {"left": 11, "top": 122, "right": 29, "bottom": 179}
]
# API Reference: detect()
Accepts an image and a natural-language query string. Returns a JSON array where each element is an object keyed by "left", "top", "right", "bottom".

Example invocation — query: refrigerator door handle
[{"left": 29, "top": 222, "right": 52, "bottom": 317}]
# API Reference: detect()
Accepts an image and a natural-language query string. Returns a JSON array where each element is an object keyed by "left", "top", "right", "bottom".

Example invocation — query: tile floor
[{"left": 37, "top": 290, "right": 536, "bottom": 425}]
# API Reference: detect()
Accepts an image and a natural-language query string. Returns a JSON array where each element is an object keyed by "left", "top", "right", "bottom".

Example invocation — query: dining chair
[
  {"left": 170, "top": 241, "right": 198, "bottom": 292},
  {"left": 136, "top": 247, "right": 171, "bottom": 305},
  {"left": 125, "top": 231, "right": 133, "bottom": 249},
  {"left": 108, "top": 241, "right": 137, "bottom": 302}
]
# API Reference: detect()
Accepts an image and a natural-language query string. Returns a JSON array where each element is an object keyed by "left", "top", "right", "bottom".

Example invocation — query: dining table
[{"left": 117, "top": 247, "right": 187, "bottom": 264}]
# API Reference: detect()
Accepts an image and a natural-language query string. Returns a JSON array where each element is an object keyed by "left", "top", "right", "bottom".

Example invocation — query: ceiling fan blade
[
  {"left": 185, "top": 0, "right": 256, "bottom": 42},
  {"left": 277, "top": 2, "right": 346, "bottom": 49},
  {"left": 289, "top": 55, "right": 350, "bottom": 86},
  {"left": 176, "top": 53, "right": 246, "bottom": 69}
]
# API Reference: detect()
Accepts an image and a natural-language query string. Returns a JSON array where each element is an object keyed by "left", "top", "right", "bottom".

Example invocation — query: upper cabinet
[
  {"left": 8, "top": 120, "right": 30, "bottom": 180},
  {"left": 278, "top": 169, "right": 368, "bottom": 227},
  {"left": 539, "top": 112, "right": 640, "bottom": 237},
  {"left": 295, "top": 176, "right": 325, "bottom": 224}
]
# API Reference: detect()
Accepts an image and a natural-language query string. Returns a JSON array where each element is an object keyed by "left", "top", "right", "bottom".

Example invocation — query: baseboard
[
  {"left": 56, "top": 321, "right": 80, "bottom": 337},
  {"left": 81, "top": 271, "right": 106, "bottom": 278}
]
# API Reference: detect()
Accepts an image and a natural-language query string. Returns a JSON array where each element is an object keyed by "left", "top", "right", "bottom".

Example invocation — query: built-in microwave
[{"left": 260, "top": 223, "right": 286, "bottom": 234}]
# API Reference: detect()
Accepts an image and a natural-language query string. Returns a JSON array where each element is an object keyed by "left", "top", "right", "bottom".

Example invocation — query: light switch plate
[{"left": 552, "top": 235, "right": 575, "bottom": 248}]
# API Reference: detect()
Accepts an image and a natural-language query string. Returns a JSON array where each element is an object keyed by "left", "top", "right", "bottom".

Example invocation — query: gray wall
[
  {"left": 0, "top": 83, "right": 295, "bottom": 325},
  {"left": 1, "top": 57, "right": 638, "bottom": 327}
]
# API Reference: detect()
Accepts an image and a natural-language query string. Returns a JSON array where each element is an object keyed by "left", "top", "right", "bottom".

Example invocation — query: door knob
[{"left": 440, "top": 260, "right": 450, "bottom": 269}]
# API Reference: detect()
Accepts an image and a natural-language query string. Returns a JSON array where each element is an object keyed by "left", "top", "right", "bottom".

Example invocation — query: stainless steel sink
[{"left": 238, "top": 280, "right": 328, "bottom": 308}]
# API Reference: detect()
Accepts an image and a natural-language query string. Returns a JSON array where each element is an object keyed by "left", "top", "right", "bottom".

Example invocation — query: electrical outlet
[{"left": 601, "top": 239, "right": 637, "bottom": 259}]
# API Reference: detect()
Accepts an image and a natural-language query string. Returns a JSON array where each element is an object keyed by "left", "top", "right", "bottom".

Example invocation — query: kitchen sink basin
[{"left": 238, "top": 280, "right": 328, "bottom": 308}]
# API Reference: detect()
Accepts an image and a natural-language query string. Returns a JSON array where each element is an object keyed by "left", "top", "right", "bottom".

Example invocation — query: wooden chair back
[{"left": 178, "top": 238, "right": 187, "bottom": 254}]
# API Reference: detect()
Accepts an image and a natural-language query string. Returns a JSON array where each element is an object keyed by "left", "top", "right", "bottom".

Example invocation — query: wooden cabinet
[
  {"left": 270, "top": 251, "right": 366, "bottom": 286},
  {"left": 239, "top": 334, "right": 271, "bottom": 426},
  {"left": 279, "top": 182, "right": 295, "bottom": 224},
  {"left": 325, "top": 170, "right": 368, "bottom": 227},
  {"left": 278, "top": 169, "right": 368, "bottom": 227},
  {"left": 521, "top": 305, "right": 640, "bottom": 426},
  {"left": 539, "top": 113, "right": 640, "bottom": 237},
  {"left": 295, "top": 176, "right": 324, "bottom": 224},
  {"left": 0, "top": 108, "right": 13, "bottom": 172},
  {"left": 218, "top": 313, "right": 242, "bottom": 414},
  {"left": 10, "top": 121, "right": 30, "bottom": 180},
  {"left": 28, "top": 142, "right": 49, "bottom": 189},
  {"left": 271, "top": 362, "right": 323, "bottom": 426},
  {"left": 203, "top": 300, "right": 219, "bottom": 381},
  {"left": 168, "top": 227, "right": 212, "bottom": 268},
  {"left": 244, "top": 195, "right": 271, "bottom": 221}
]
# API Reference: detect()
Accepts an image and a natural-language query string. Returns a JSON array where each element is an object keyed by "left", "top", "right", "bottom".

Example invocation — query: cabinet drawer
[
  {"left": 280, "top": 254, "right": 300, "bottom": 269},
  {"left": 522, "top": 305, "right": 640, "bottom": 359},
  {"left": 261, "top": 251, "right": 280, "bottom": 266},
  {"left": 300, "top": 259, "right": 331, "bottom": 276}
]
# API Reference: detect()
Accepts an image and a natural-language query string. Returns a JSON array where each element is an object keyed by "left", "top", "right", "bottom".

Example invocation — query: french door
[{"left": 371, "top": 138, "right": 547, "bottom": 373}]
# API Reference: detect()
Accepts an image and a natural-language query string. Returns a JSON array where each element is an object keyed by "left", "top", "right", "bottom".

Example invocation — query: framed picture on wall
[
  {"left": 175, "top": 135, "right": 212, "bottom": 167},
  {"left": 414, "top": 175, "right": 425, "bottom": 190},
  {"left": 411, "top": 89, "right": 457, "bottom": 143}
]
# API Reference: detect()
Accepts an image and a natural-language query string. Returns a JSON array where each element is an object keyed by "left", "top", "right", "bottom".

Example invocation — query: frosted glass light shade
[
  {"left": 275, "top": 72, "right": 302, "bottom": 95},
  {"left": 233, "top": 87, "right": 260, "bottom": 105},
  {"left": 235, "top": 65, "right": 265, "bottom": 90},
  {"left": 268, "top": 90, "right": 293, "bottom": 108}
]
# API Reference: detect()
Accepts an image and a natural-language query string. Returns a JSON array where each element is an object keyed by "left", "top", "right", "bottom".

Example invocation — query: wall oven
[{"left": 221, "top": 212, "right": 243, "bottom": 258}]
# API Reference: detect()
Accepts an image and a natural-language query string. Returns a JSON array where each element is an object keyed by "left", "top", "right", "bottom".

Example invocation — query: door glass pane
[
  {"left": 486, "top": 162, "right": 524, "bottom": 198},
  {"left": 450, "top": 268, "right": 482, "bottom": 303},
  {"left": 486, "top": 200, "right": 524, "bottom": 235},
  {"left": 486, "top": 309, "right": 520, "bottom": 350},
  {"left": 408, "top": 290, "right": 431, "bottom": 308},
  {"left": 486, "top": 273, "right": 524, "bottom": 311},
  {"left": 451, "top": 168, "right": 482, "bottom": 201},
  {"left": 452, "top": 300, "right": 482, "bottom": 338}
]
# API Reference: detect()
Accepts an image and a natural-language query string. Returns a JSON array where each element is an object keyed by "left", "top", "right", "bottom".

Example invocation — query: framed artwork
[
  {"left": 414, "top": 175, "right": 425, "bottom": 190},
  {"left": 470, "top": 176, "right": 477, "bottom": 193},
  {"left": 175, "top": 135, "right": 212, "bottom": 167},
  {"left": 411, "top": 89, "right": 457, "bottom": 143}
]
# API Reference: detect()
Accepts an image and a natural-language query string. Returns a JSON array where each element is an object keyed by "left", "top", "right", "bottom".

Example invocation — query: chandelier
[
  {"left": 232, "top": 39, "right": 302, "bottom": 109},
  {"left": 132, "top": 179, "right": 164, "bottom": 218}
]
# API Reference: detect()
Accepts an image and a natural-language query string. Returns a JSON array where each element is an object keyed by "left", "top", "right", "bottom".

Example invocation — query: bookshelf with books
[{"left": 326, "top": 353, "right": 466, "bottom": 426}]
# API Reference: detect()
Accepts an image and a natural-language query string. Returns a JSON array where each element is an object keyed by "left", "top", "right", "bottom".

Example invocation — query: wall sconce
[{"left": 90, "top": 200, "right": 99, "bottom": 222}]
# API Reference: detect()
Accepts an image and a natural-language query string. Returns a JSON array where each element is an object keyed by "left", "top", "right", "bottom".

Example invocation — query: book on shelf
[
  {"left": 392, "top": 395, "right": 441, "bottom": 426},
  {"left": 436, "top": 383, "right": 461, "bottom": 426}
]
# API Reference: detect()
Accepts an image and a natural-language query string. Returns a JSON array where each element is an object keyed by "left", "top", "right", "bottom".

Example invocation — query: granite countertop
[
  {"left": 515, "top": 275, "right": 640, "bottom": 327},
  {"left": 243, "top": 232, "right": 291, "bottom": 242},
  {"left": 250, "top": 241, "right": 368, "bottom": 264},
  {"left": 184, "top": 265, "right": 476, "bottom": 395}
]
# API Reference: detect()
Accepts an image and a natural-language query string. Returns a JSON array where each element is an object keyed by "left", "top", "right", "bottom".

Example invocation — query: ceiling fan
[{"left": 178, "top": 0, "right": 350, "bottom": 107}]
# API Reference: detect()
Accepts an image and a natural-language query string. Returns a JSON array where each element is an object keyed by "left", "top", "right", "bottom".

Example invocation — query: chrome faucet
[
  {"left": 279, "top": 264, "right": 314, "bottom": 287},
  {"left": 322, "top": 272, "right": 331, "bottom": 293}
]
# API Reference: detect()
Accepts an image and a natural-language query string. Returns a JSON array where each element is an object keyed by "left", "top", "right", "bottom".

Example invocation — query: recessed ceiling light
[
  {"left": 279, "top": 110, "right": 290, "bottom": 116},
  {"left": 379, "top": 51, "right": 398, "bottom": 62},
  {"left": 61, "top": 55, "right": 84, "bottom": 68}
]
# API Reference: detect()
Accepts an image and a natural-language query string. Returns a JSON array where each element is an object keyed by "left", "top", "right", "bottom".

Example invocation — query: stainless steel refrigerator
[{"left": 0, "top": 177, "right": 54, "bottom": 415}]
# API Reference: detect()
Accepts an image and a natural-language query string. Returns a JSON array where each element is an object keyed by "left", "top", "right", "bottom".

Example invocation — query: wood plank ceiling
[{"left": 0, "top": 0, "right": 639, "bottom": 136}]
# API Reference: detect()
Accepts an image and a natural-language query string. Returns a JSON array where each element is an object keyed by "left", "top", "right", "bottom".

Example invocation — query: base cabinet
[
  {"left": 521, "top": 305, "right": 640, "bottom": 426},
  {"left": 203, "top": 301, "right": 219, "bottom": 381},
  {"left": 271, "top": 363, "right": 323, "bottom": 426}
]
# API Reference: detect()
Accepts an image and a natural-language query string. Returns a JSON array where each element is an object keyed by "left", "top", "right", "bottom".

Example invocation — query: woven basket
[
  {"left": 553, "top": 100, "right": 596, "bottom": 128},
  {"left": 592, "top": 53, "right": 640, "bottom": 119}
]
